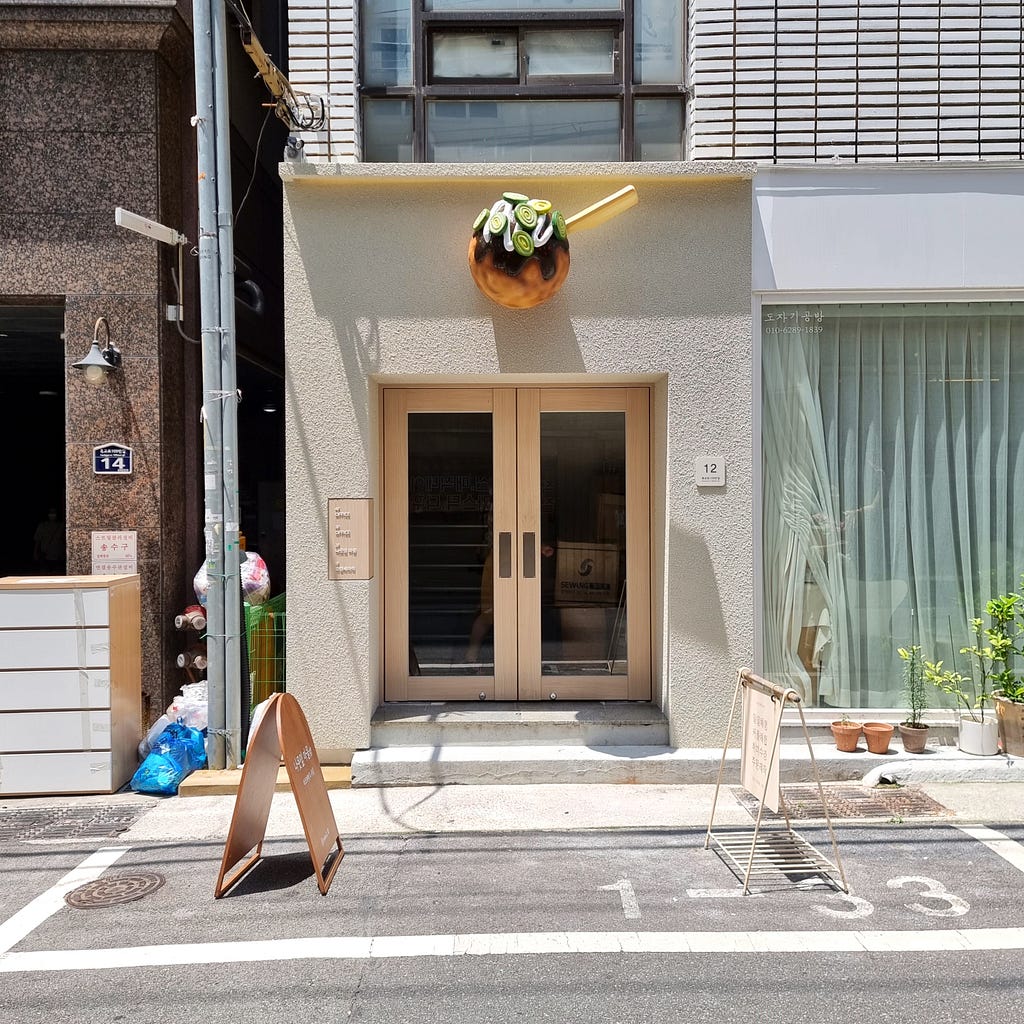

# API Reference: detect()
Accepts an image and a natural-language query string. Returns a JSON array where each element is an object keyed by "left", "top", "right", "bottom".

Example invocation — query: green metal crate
[{"left": 245, "top": 593, "right": 286, "bottom": 705}]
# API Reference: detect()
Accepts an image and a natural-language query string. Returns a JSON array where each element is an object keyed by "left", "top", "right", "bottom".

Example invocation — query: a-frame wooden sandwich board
[{"left": 215, "top": 692, "right": 344, "bottom": 897}]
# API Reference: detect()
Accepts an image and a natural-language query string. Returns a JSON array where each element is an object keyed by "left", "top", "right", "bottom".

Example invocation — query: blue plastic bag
[{"left": 130, "top": 721, "right": 207, "bottom": 795}]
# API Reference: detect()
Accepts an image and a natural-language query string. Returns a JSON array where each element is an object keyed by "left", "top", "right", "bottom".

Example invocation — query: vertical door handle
[
  {"left": 522, "top": 532, "right": 536, "bottom": 579},
  {"left": 498, "top": 532, "right": 512, "bottom": 578}
]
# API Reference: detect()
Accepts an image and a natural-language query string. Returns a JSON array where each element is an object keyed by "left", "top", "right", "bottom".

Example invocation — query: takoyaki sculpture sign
[{"left": 468, "top": 185, "right": 638, "bottom": 310}]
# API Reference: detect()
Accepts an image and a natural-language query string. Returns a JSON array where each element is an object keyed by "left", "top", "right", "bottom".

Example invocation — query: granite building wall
[{"left": 0, "top": 2, "right": 201, "bottom": 722}]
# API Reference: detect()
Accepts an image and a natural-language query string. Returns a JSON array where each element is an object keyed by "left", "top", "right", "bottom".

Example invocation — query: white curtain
[{"left": 763, "top": 303, "right": 1024, "bottom": 708}]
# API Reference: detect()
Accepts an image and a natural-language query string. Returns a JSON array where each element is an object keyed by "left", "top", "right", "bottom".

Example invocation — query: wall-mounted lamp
[{"left": 72, "top": 317, "right": 122, "bottom": 385}]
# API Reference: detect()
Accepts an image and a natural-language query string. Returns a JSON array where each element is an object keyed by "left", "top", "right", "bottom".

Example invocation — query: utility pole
[{"left": 192, "top": 0, "right": 242, "bottom": 769}]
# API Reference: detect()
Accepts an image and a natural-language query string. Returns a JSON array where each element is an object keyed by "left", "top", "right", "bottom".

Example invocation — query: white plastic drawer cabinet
[{"left": 0, "top": 575, "right": 141, "bottom": 795}]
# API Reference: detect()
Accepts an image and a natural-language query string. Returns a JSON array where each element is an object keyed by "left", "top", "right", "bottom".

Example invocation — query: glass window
[
  {"left": 634, "top": 97, "right": 683, "bottom": 159},
  {"left": 363, "top": 0, "right": 413, "bottom": 86},
  {"left": 761, "top": 302, "right": 1024, "bottom": 709},
  {"left": 634, "top": 0, "right": 682, "bottom": 83},
  {"left": 363, "top": 99, "right": 415, "bottom": 161},
  {"left": 361, "top": 0, "right": 683, "bottom": 161},
  {"left": 428, "top": 0, "right": 620, "bottom": 10},
  {"left": 524, "top": 29, "right": 616, "bottom": 78},
  {"left": 426, "top": 99, "right": 620, "bottom": 160},
  {"left": 432, "top": 32, "right": 519, "bottom": 79}
]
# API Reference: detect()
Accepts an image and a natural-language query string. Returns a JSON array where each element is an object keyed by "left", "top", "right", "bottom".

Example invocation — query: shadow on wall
[
  {"left": 492, "top": 297, "right": 585, "bottom": 373},
  {"left": 666, "top": 519, "right": 729, "bottom": 653},
  {"left": 286, "top": 176, "right": 750, "bottom": 331}
]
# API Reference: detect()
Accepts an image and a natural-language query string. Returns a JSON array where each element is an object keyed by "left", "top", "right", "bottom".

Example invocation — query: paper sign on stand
[{"left": 705, "top": 667, "right": 848, "bottom": 895}]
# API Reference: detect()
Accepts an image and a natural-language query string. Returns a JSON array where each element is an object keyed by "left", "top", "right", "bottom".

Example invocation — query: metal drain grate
[
  {"left": 65, "top": 872, "right": 165, "bottom": 909},
  {"left": 0, "top": 804, "right": 151, "bottom": 842},
  {"left": 733, "top": 783, "right": 951, "bottom": 821}
]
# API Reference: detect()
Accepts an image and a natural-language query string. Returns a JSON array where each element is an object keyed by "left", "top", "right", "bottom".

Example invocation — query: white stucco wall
[
  {"left": 754, "top": 164, "right": 1024, "bottom": 294},
  {"left": 282, "top": 162, "right": 756, "bottom": 757}
]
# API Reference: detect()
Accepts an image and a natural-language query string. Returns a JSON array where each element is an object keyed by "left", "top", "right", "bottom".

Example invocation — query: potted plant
[
  {"left": 831, "top": 713, "right": 862, "bottom": 752},
  {"left": 897, "top": 645, "right": 930, "bottom": 753},
  {"left": 983, "top": 586, "right": 1024, "bottom": 757},
  {"left": 923, "top": 624, "right": 998, "bottom": 757},
  {"left": 862, "top": 719, "right": 895, "bottom": 754}
]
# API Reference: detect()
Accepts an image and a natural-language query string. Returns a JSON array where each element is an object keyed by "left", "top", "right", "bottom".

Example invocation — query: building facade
[
  {"left": 282, "top": 1, "right": 1023, "bottom": 761},
  {"left": 0, "top": 0, "right": 288, "bottom": 724}
]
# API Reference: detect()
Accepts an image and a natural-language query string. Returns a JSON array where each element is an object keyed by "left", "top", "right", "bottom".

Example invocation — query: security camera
[{"left": 284, "top": 135, "right": 305, "bottom": 161}]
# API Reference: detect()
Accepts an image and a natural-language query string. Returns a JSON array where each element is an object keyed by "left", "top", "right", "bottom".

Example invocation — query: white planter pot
[{"left": 958, "top": 716, "right": 999, "bottom": 756}]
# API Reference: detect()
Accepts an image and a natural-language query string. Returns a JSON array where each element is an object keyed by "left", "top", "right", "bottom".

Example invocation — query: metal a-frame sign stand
[{"left": 705, "top": 667, "right": 848, "bottom": 895}]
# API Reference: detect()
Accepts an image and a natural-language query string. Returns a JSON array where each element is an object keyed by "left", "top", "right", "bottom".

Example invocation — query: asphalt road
[{"left": 2, "top": 822, "right": 1024, "bottom": 1023}]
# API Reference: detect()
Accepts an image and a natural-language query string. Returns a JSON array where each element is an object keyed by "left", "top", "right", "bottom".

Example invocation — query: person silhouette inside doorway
[{"left": 33, "top": 506, "right": 66, "bottom": 574}]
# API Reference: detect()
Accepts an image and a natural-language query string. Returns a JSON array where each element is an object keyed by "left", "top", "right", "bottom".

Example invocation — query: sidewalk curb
[{"left": 863, "top": 754, "right": 1024, "bottom": 787}]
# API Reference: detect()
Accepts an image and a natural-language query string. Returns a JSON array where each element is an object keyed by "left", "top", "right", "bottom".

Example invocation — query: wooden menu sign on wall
[{"left": 215, "top": 692, "right": 344, "bottom": 897}]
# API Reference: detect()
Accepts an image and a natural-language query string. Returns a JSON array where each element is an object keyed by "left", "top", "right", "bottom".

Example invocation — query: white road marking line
[
  {"left": 958, "top": 825, "right": 1024, "bottom": 875},
  {"left": 600, "top": 879, "right": 641, "bottom": 919},
  {"left": 4, "top": 927, "right": 1024, "bottom": 973},
  {"left": 686, "top": 889, "right": 763, "bottom": 899},
  {"left": 0, "top": 847, "right": 129, "bottom": 956}
]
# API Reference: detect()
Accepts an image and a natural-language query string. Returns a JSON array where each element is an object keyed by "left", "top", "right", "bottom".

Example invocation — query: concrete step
[
  {"left": 367, "top": 701, "right": 670, "bottom": 748},
  {"left": 349, "top": 740, "right": 969, "bottom": 788}
]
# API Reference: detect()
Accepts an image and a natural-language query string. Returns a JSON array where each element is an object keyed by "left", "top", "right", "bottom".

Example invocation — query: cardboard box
[
  {"left": 557, "top": 607, "right": 613, "bottom": 661},
  {"left": 597, "top": 493, "right": 626, "bottom": 542},
  {"left": 555, "top": 541, "right": 619, "bottom": 607}
]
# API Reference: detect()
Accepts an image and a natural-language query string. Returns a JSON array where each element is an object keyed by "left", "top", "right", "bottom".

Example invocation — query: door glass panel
[
  {"left": 540, "top": 411, "right": 627, "bottom": 676},
  {"left": 408, "top": 413, "right": 494, "bottom": 675}
]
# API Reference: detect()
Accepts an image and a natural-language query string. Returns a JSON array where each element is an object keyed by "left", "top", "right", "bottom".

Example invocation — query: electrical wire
[
  {"left": 171, "top": 242, "right": 201, "bottom": 345},
  {"left": 234, "top": 105, "right": 274, "bottom": 232}
]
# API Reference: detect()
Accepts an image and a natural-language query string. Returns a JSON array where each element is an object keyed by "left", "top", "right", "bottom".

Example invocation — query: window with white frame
[
  {"left": 762, "top": 302, "right": 1024, "bottom": 709},
  {"left": 360, "top": 0, "right": 685, "bottom": 161}
]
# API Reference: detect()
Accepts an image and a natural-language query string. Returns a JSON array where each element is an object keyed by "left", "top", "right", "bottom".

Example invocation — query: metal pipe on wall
[
  {"left": 212, "top": 0, "right": 243, "bottom": 768},
  {"left": 191, "top": 0, "right": 242, "bottom": 769}
]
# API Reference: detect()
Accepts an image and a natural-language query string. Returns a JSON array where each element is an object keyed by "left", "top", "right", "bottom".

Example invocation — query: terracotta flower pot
[
  {"left": 994, "top": 696, "right": 1024, "bottom": 756},
  {"left": 863, "top": 721, "right": 895, "bottom": 754},
  {"left": 898, "top": 722, "right": 929, "bottom": 754},
  {"left": 831, "top": 721, "right": 862, "bottom": 752}
]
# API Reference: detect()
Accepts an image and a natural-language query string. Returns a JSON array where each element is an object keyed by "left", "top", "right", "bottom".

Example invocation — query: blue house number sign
[{"left": 93, "top": 443, "right": 133, "bottom": 475}]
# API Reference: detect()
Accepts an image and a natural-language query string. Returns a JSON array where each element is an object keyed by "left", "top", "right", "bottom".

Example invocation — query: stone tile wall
[{"left": 0, "top": 6, "right": 200, "bottom": 724}]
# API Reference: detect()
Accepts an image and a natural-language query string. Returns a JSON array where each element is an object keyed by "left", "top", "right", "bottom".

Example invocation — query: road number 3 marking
[
  {"left": 811, "top": 891, "right": 875, "bottom": 919},
  {"left": 887, "top": 876, "right": 970, "bottom": 918}
]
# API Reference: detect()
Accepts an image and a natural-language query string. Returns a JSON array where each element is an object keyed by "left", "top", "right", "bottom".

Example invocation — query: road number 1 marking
[{"left": 600, "top": 879, "right": 641, "bottom": 920}]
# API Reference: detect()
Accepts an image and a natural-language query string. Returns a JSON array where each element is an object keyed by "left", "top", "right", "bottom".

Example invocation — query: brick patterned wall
[
  {"left": 690, "top": 0, "right": 1024, "bottom": 162},
  {"left": 288, "top": 0, "right": 357, "bottom": 161}
]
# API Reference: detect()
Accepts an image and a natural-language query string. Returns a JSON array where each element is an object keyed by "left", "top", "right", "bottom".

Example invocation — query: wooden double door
[{"left": 383, "top": 387, "right": 651, "bottom": 701}]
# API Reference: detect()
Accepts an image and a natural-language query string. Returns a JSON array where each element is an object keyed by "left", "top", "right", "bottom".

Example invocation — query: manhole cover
[
  {"left": 65, "top": 872, "right": 166, "bottom": 909},
  {"left": 733, "top": 783, "right": 951, "bottom": 821}
]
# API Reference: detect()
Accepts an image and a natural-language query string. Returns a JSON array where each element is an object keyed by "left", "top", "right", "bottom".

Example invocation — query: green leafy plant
[
  {"left": 897, "top": 645, "right": 927, "bottom": 727},
  {"left": 921, "top": 576, "right": 1024, "bottom": 719}
]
